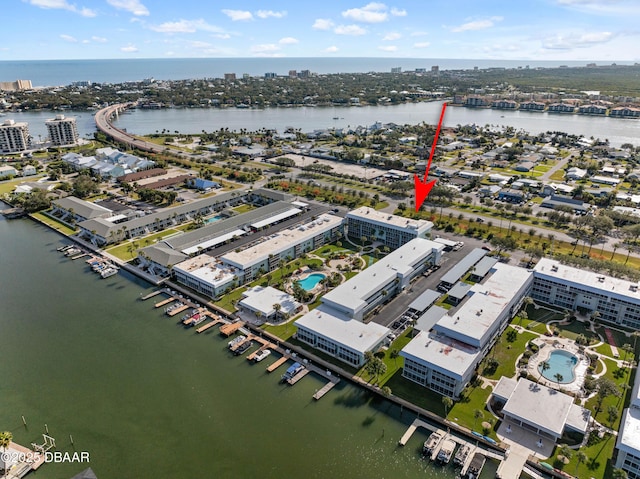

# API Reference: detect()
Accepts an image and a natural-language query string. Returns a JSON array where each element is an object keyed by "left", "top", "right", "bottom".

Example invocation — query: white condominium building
[
  {"left": 532, "top": 258, "right": 640, "bottom": 329},
  {"left": 46, "top": 114, "right": 79, "bottom": 146},
  {"left": 346, "top": 207, "right": 433, "bottom": 249},
  {"left": 0, "top": 119, "right": 30, "bottom": 153}
]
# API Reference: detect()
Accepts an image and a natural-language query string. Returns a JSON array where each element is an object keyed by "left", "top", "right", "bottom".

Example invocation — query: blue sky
[{"left": 3, "top": 0, "right": 639, "bottom": 61}]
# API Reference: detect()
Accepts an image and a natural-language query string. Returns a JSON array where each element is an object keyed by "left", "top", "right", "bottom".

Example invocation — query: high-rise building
[
  {"left": 0, "top": 119, "right": 30, "bottom": 153},
  {"left": 0, "top": 79, "right": 32, "bottom": 91},
  {"left": 46, "top": 114, "right": 79, "bottom": 146}
]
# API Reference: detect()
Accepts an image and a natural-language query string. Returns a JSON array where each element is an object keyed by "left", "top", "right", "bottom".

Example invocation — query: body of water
[
  {"left": 5, "top": 100, "right": 639, "bottom": 149},
  {"left": 0, "top": 213, "right": 489, "bottom": 479},
  {"left": 0, "top": 57, "right": 626, "bottom": 87},
  {"left": 298, "top": 273, "right": 326, "bottom": 292}
]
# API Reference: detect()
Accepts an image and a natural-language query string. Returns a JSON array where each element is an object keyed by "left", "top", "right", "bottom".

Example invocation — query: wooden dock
[
  {"left": 313, "top": 377, "right": 340, "bottom": 400},
  {"left": 196, "top": 317, "right": 223, "bottom": 333},
  {"left": 71, "top": 252, "right": 89, "bottom": 260},
  {"left": 141, "top": 289, "right": 164, "bottom": 300},
  {"left": 230, "top": 337, "right": 252, "bottom": 353},
  {"left": 286, "top": 368, "right": 310, "bottom": 385},
  {"left": 246, "top": 342, "right": 274, "bottom": 361},
  {"left": 219, "top": 321, "right": 245, "bottom": 337},
  {"left": 460, "top": 446, "right": 478, "bottom": 476},
  {"left": 167, "top": 304, "right": 189, "bottom": 317},
  {"left": 266, "top": 356, "right": 289, "bottom": 372},
  {"left": 154, "top": 297, "right": 175, "bottom": 308}
]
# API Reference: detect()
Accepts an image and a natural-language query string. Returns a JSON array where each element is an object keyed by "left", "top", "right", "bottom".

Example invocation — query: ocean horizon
[{"left": 0, "top": 57, "right": 635, "bottom": 87}]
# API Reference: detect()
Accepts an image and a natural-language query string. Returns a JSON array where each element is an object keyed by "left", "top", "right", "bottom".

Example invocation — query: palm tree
[
  {"left": 554, "top": 373, "right": 564, "bottom": 386},
  {"left": 558, "top": 443, "right": 572, "bottom": 463},
  {"left": 574, "top": 451, "right": 588, "bottom": 475},
  {"left": 613, "top": 467, "right": 629, "bottom": 479},
  {"left": 473, "top": 409, "right": 484, "bottom": 430},
  {"left": 272, "top": 303, "right": 282, "bottom": 321},
  {"left": 539, "top": 360, "right": 550, "bottom": 383},
  {"left": 442, "top": 396, "right": 453, "bottom": 418},
  {"left": 0, "top": 431, "right": 12, "bottom": 477}
]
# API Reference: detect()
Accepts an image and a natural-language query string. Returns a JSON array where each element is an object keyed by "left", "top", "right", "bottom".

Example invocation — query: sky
[{"left": 2, "top": 0, "right": 640, "bottom": 61}]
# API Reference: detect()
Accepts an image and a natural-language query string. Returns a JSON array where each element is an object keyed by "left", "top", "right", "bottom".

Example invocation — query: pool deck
[{"left": 526, "top": 337, "right": 589, "bottom": 395}]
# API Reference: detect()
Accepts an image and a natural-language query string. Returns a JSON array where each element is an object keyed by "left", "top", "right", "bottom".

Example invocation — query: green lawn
[
  {"left": 551, "top": 432, "right": 616, "bottom": 479},
  {"left": 358, "top": 329, "right": 413, "bottom": 386},
  {"left": 384, "top": 370, "right": 447, "bottom": 416},
  {"left": 448, "top": 384, "right": 496, "bottom": 438},
  {"left": 0, "top": 175, "right": 47, "bottom": 194},
  {"left": 584, "top": 357, "right": 633, "bottom": 430},
  {"left": 213, "top": 287, "right": 247, "bottom": 313},
  {"left": 262, "top": 320, "right": 298, "bottom": 341},
  {"left": 480, "top": 325, "right": 537, "bottom": 380},
  {"left": 233, "top": 204, "right": 256, "bottom": 214},
  {"left": 105, "top": 229, "right": 181, "bottom": 261},
  {"left": 549, "top": 169, "right": 566, "bottom": 181},
  {"left": 31, "top": 212, "right": 77, "bottom": 235}
]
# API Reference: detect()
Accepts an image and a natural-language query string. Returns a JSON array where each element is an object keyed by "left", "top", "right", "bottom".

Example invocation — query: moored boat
[
  {"left": 100, "top": 267, "right": 118, "bottom": 278},
  {"left": 281, "top": 362, "right": 304, "bottom": 382},
  {"left": 454, "top": 443, "right": 471, "bottom": 466},
  {"left": 253, "top": 349, "right": 271, "bottom": 362},
  {"left": 436, "top": 438, "right": 456, "bottom": 464},
  {"left": 423, "top": 431, "right": 443, "bottom": 457},
  {"left": 228, "top": 335, "right": 246, "bottom": 349},
  {"left": 466, "top": 452, "right": 486, "bottom": 479},
  {"left": 233, "top": 340, "right": 253, "bottom": 356}
]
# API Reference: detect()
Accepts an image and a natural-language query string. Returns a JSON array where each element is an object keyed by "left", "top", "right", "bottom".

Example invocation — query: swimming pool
[
  {"left": 539, "top": 350, "right": 578, "bottom": 384},
  {"left": 205, "top": 215, "right": 223, "bottom": 224},
  {"left": 297, "top": 273, "right": 326, "bottom": 291}
]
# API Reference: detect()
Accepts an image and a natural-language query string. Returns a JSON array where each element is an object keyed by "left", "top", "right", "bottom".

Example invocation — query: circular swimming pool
[
  {"left": 539, "top": 349, "right": 578, "bottom": 384},
  {"left": 297, "top": 273, "right": 326, "bottom": 291}
]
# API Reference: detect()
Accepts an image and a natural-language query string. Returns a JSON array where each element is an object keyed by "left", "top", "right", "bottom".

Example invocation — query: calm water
[
  {"left": 297, "top": 273, "right": 326, "bottom": 292},
  {"left": 0, "top": 57, "right": 619, "bottom": 87},
  {"left": 0, "top": 214, "right": 491, "bottom": 479},
  {"left": 7, "top": 101, "right": 640, "bottom": 148}
]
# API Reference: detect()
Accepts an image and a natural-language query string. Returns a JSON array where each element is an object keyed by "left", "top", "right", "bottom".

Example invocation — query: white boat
[
  {"left": 436, "top": 438, "right": 456, "bottom": 464},
  {"left": 100, "top": 267, "right": 118, "bottom": 278},
  {"left": 423, "top": 431, "right": 443, "bottom": 456},
  {"left": 253, "top": 349, "right": 271, "bottom": 362},
  {"left": 228, "top": 335, "right": 246, "bottom": 349},
  {"left": 454, "top": 443, "right": 471, "bottom": 466}
]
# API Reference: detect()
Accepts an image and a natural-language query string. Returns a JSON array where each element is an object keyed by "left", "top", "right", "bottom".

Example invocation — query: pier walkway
[
  {"left": 196, "top": 317, "right": 224, "bottom": 333},
  {"left": 266, "top": 356, "right": 289, "bottom": 372},
  {"left": 313, "top": 376, "right": 340, "bottom": 400},
  {"left": 154, "top": 297, "right": 175, "bottom": 308},
  {"left": 398, "top": 418, "right": 435, "bottom": 446},
  {"left": 141, "top": 289, "right": 164, "bottom": 301},
  {"left": 286, "top": 368, "right": 310, "bottom": 385},
  {"left": 220, "top": 321, "right": 246, "bottom": 337},
  {"left": 167, "top": 304, "right": 189, "bottom": 317}
]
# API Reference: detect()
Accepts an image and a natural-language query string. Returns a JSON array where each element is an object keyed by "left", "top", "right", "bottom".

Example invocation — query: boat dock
[
  {"left": 429, "top": 430, "right": 449, "bottom": 461},
  {"left": 71, "top": 252, "right": 90, "bottom": 260},
  {"left": 246, "top": 342, "right": 275, "bottom": 361},
  {"left": 266, "top": 356, "right": 289, "bottom": 372},
  {"left": 399, "top": 418, "right": 434, "bottom": 446},
  {"left": 154, "top": 297, "right": 176, "bottom": 308},
  {"left": 313, "top": 376, "right": 340, "bottom": 400},
  {"left": 167, "top": 304, "right": 189, "bottom": 317},
  {"left": 141, "top": 289, "right": 164, "bottom": 300},
  {"left": 220, "top": 321, "right": 246, "bottom": 337},
  {"left": 286, "top": 368, "right": 310, "bottom": 385},
  {"left": 196, "top": 316, "right": 224, "bottom": 333}
]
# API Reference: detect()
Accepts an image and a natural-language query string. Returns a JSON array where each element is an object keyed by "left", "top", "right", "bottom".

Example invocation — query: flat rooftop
[
  {"left": 534, "top": 258, "right": 640, "bottom": 302},
  {"left": 501, "top": 378, "right": 574, "bottom": 437},
  {"left": 435, "top": 263, "right": 532, "bottom": 347},
  {"left": 408, "top": 289, "right": 441, "bottom": 313},
  {"left": 415, "top": 305, "right": 448, "bottom": 333},
  {"left": 346, "top": 207, "right": 433, "bottom": 232},
  {"left": 239, "top": 286, "right": 300, "bottom": 316},
  {"left": 174, "top": 254, "right": 237, "bottom": 287},
  {"left": 321, "top": 238, "right": 443, "bottom": 314},
  {"left": 222, "top": 214, "right": 343, "bottom": 270},
  {"left": 295, "top": 305, "right": 390, "bottom": 354},
  {"left": 400, "top": 330, "right": 481, "bottom": 380},
  {"left": 618, "top": 407, "right": 640, "bottom": 455}
]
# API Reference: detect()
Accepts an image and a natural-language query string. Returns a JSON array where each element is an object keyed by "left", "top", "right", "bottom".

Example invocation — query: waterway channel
[{"left": 0, "top": 213, "right": 503, "bottom": 478}]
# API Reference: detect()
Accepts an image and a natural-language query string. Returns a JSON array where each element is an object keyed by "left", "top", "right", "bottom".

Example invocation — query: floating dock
[
  {"left": 266, "top": 356, "right": 289, "bottom": 372},
  {"left": 167, "top": 304, "right": 189, "bottom": 317},
  {"left": 154, "top": 297, "right": 175, "bottom": 308},
  {"left": 313, "top": 377, "right": 340, "bottom": 400},
  {"left": 246, "top": 343, "right": 275, "bottom": 361},
  {"left": 71, "top": 252, "right": 89, "bottom": 260},
  {"left": 219, "top": 321, "right": 245, "bottom": 337},
  {"left": 399, "top": 418, "right": 434, "bottom": 446},
  {"left": 286, "top": 368, "right": 310, "bottom": 385}
]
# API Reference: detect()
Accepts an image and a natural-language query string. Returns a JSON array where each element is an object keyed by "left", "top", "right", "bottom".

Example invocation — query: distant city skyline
[{"left": 3, "top": 0, "right": 640, "bottom": 61}]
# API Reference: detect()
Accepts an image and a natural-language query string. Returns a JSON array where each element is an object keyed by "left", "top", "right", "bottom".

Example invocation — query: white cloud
[
  {"left": 120, "top": 44, "right": 138, "bottom": 52},
  {"left": 313, "top": 18, "right": 334, "bottom": 30},
  {"left": 82, "top": 39, "right": 90, "bottom": 43},
  {"left": 251, "top": 44, "right": 280, "bottom": 53},
  {"left": 378, "top": 45, "right": 397, "bottom": 51},
  {"left": 555, "top": 0, "right": 640, "bottom": 14},
  {"left": 214, "top": 33, "right": 231, "bottom": 39},
  {"left": 410, "top": 31, "right": 428, "bottom": 37},
  {"left": 60, "top": 34, "right": 77, "bottom": 42},
  {"left": 324, "top": 45, "right": 339, "bottom": 53},
  {"left": 382, "top": 32, "right": 401, "bottom": 41},
  {"left": 106, "top": 0, "right": 149, "bottom": 16},
  {"left": 451, "top": 16, "right": 503, "bottom": 32},
  {"left": 24, "top": 0, "right": 96, "bottom": 17},
  {"left": 334, "top": 24, "right": 367, "bottom": 35},
  {"left": 91, "top": 36, "right": 108, "bottom": 43},
  {"left": 413, "top": 42, "right": 430, "bottom": 48},
  {"left": 542, "top": 31, "right": 616, "bottom": 49},
  {"left": 256, "top": 10, "right": 286, "bottom": 19},
  {"left": 150, "top": 19, "right": 225, "bottom": 34},
  {"left": 222, "top": 9, "right": 253, "bottom": 21},
  {"left": 279, "top": 37, "right": 299, "bottom": 45},
  {"left": 391, "top": 7, "right": 406, "bottom": 16},
  {"left": 342, "top": 2, "right": 389, "bottom": 23}
]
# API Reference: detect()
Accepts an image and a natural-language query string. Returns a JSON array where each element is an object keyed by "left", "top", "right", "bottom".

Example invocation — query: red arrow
[{"left": 414, "top": 102, "right": 448, "bottom": 211}]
